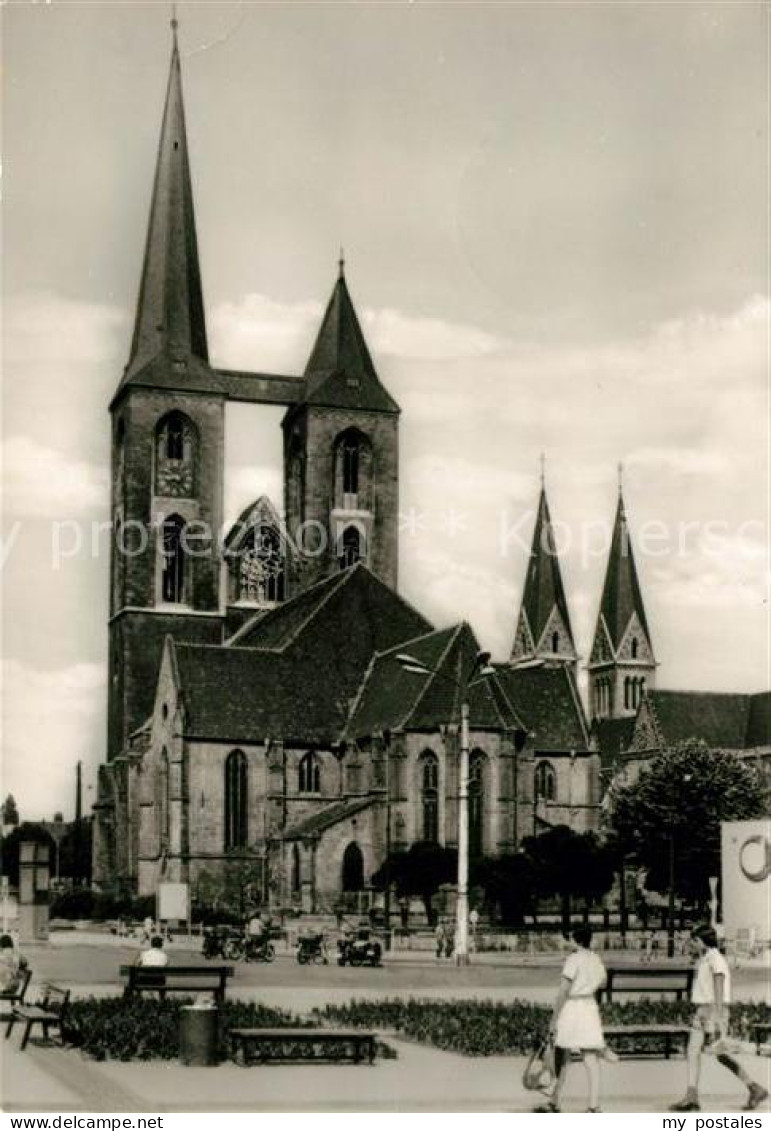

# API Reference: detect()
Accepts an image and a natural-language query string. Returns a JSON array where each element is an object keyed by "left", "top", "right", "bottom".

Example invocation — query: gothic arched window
[
  {"left": 631, "top": 637, "right": 639, "bottom": 659},
  {"left": 155, "top": 412, "right": 197, "bottom": 498},
  {"left": 469, "top": 750, "right": 486, "bottom": 859},
  {"left": 624, "top": 677, "right": 630, "bottom": 710},
  {"left": 535, "top": 760, "right": 556, "bottom": 803},
  {"left": 334, "top": 429, "right": 372, "bottom": 511},
  {"left": 161, "top": 514, "right": 187, "bottom": 603},
  {"left": 298, "top": 752, "right": 321, "bottom": 794},
  {"left": 421, "top": 751, "right": 439, "bottom": 842},
  {"left": 224, "top": 750, "right": 248, "bottom": 850},
  {"left": 238, "top": 525, "right": 285, "bottom": 604},
  {"left": 339, "top": 526, "right": 363, "bottom": 570},
  {"left": 552, "top": 632, "right": 560, "bottom": 653}
]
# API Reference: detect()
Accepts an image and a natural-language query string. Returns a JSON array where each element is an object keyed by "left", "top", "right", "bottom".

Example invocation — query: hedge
[
  {"left": 311, "top": 997, "right": 771, "bottom": 1057},
  {"left": 63, "top": 998, "right": 396, "bottom": 1062}
]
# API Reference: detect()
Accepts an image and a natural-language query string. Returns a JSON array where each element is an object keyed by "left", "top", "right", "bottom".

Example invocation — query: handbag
[{"left": 523, "top": 1038, "right": 556, "bottom": 1092}]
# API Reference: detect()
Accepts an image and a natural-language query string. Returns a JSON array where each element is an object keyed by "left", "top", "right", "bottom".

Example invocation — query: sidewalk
[{"left": 3, "top": 1033, "right": 770, "bottom": 1113}]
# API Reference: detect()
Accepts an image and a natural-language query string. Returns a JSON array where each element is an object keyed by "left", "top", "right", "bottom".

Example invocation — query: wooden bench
[
  {"left": 120, "top": 964, "right": 233, "bottom": 1003},
  {"left": 5, "top": 983, "right": 70, "bottom": 1051},
  {"left": 600, "top": 964, "right": 694, "bottom": 1002},
  {"left": 603, "top": 1023, "right": 690, "bottom": 1060},
  {"left": 229, "top": 1027, "right": 376, "bottom": 1066},
  {"left": 0, "top": 967, "right": 32, "bottom": 1017},
  {"left": 752, "top": 1022, "right": 771, "bottom": 1055}
]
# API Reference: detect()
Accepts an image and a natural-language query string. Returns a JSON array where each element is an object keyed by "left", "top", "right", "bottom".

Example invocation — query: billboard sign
[{"left": 721, "top": 819, "right": 771, "bottom": 942}]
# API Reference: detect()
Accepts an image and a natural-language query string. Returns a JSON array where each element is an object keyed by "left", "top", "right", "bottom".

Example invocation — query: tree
[
  {"left": 521, "top": 825, "right": 615, "bottom": 934},
  {"left": 608, "top": 740, "right": 766, "bottom": 905},
  {"left": 1, "top": 796, "right": 19, "bottom": 827},
  {"left": 58, "top": 818, "right": 93, "bottom": 884},
  {"left": 472, "top": 852, "right": 539, "bottom": 927},
  {"left": 372, "top": 841, "right": 457, "bottom": 926}
]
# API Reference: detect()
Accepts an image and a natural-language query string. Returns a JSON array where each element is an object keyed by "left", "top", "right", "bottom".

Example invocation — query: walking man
[{"left": 670, "top": 925, "right": 768, "bottom": 1112}]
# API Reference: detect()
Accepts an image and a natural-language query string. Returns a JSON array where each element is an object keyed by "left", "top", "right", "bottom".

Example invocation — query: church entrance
[{"left": 341, "top": 841, "right": 364, "bottom": 892}]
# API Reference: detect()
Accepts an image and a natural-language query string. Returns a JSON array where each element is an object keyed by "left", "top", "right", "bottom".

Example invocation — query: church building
[{"left": 93, "top": 25, "right": 767, "bottom": 909}]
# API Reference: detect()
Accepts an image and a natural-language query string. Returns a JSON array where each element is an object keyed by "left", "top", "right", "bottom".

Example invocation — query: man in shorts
[{"left": 670, "top": 925, "right": 767, "bottom": 1112}]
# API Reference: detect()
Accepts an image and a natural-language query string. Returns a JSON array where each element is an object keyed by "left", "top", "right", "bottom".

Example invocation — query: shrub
[{"left": 312, "top": 997, "right": 770, "bottom": 1057}]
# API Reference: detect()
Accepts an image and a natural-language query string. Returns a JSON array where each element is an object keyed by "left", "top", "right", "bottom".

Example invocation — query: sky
[{"left": 2, "top": 1, "right": 768, "bottom": 820}]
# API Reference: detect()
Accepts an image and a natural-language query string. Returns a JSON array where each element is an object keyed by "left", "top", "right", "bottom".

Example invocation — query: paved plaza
[{"left": 2, "top": 936, "right": 769, "bottom": 1113}]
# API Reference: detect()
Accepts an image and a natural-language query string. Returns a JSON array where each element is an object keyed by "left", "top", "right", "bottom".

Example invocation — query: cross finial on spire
[
  {"left": 338, "top": 247, "right": 345, "bottom": 278},
  {"left": 539, "top": 451, "right": 546, "bottom": 488},
  {"left": 171, "top": 3, "right": 179, "bottom": 36},
  {"left": 617, "top": 461, "right": 624, "bottom": 495}
]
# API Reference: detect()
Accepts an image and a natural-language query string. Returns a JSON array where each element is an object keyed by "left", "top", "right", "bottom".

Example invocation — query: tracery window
[
  {"left": 421, "top": 751, "right": 439, "bottom": 842},
  {"left": 161, "top": 514, "right": 186, "bottom": 603},
  {"left": 299, "top": 751, "right": 321, "bottom": 794},
  {"left": 155, "top": 412, "right": 197, "bottom": 498},
  {"left": 535, "top": 760, "right": 556, "bottom": 803},
  {"left": 469, "top": 750, "right": 486, "bottom": 859},
  {"left": 238, "top": 525, "right": 285, "bottom": 604}
]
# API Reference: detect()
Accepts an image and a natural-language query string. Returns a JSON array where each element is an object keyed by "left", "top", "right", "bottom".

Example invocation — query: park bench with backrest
[
  {"left": 5, "top": 983, "right": 70, "bottom": 1051},
  {"left": 120, "top": 964, "right": 233, "bottom": 1002},
  {"left": 0, "top": 966, "right": 31, "bottom": 1017},
  {"left": 598, "top": 964, "right": 694, "bottom": 1059},
  {"left": 229, "top": 1027, "right": 376, "bottom": 1066},
  {"left": 599, "top": 964, "right": 694, "bottom": 1002}
]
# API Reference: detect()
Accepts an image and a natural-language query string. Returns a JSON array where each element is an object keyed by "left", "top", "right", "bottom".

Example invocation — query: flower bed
[
  {"left": 64, "top": 997, "right": 397, "bottom": 1062},
  {"left": 312, "top": 998, "right": 771, "bottom": 1057}
]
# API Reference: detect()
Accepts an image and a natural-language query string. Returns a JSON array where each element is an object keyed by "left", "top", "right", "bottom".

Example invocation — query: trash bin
[{"left": 179, "top": 1003, "right": 219, "bottom": 1067}]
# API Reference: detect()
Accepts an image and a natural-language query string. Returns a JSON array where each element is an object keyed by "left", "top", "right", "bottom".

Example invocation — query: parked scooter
[
  {"left": 296, "top": 932, "right": 328, "bottom": 965},
  {"left": 202, "top": 925, "right": 241, "bottom": 960}
]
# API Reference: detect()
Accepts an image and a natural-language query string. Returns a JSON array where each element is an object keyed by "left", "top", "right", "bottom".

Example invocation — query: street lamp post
[{"left": 396, "top": 648, "right": 493, "bottom": 966}]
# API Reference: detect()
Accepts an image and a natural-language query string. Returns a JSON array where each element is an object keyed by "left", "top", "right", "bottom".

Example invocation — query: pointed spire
[
  {"left": 510, "top": 483, "right": 576, "bottom": 665},
  {"left": 124, "top": 22, "right": 208, "bottom": 378},
  {"left": 595, "top": 491, "right": 652, "bottom": 652},
  {"left": 299, "top": 264, "right": 399, "bottom": 413}
]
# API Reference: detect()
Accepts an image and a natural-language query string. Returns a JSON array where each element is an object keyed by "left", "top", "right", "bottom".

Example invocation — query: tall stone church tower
[
  {"left": 107, "top": 25, "right": 401, "bottom": 759},
  {"left": 108, "top": 27, "right": 226, "bottom": 757},
  {"left": 283, "top": 260, "right": 400, "bottom": 591},
  {"left": 587, "top": 489, "right": 656, "bottom": 720},
  {"left": 510, "top": 482, "right": 578, "bottom": 676}
]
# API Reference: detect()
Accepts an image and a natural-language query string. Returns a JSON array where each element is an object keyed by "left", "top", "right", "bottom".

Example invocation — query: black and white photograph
[{"left": 2, "top": 0, "right": 770, "bottom": 1118}]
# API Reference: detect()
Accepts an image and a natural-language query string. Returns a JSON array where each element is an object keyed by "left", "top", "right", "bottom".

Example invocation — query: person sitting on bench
[
  {"left": 137, "top": 935, "right": 169, "bottom": 968},
  {"left": 0, "top": 935, "right": 27, "bottom": 995}
]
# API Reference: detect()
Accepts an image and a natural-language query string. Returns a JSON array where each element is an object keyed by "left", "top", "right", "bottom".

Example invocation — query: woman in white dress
[{"left": 535, "top": 925, "right": 614, "bottom": 1113}]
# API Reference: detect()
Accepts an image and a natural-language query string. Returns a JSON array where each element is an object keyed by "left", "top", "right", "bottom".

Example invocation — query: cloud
[
  {"left": 209, "top": 294, "right": 322, "bottom": 373},
  {"left": 2, "top": 660, "right": 105, "bottom": 821},
  {"left": 2, "top": 435, "right": 109, "bottom": 518},
  {"left": 362, "top": 307, "right": 506, "bottom": 361}
]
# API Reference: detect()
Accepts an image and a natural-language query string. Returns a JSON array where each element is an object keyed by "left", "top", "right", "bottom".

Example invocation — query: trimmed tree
[
  {"left": 608, "top": 740, "right": 766, "bottom": 905},
  {"left": 372, "top": 842, "right": 457, "bottom": 927}
]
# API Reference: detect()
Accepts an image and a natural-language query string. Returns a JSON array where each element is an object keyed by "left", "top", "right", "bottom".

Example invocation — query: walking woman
[{"left": 535, "top": 925, "right": 614, "bottom": 1113}]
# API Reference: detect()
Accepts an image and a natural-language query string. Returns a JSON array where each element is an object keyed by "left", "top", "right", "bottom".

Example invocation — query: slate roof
[
  {"left": 117, "top": 33, "right": 209, "bottom": 399},
  {"left": 283, "top": 797, "right": 375, "bottom": 841},
  {"left": 298, "top": 270, "right": 400, "bottom": 414},
  {"left": 344, "top": 623, "right": 527, "bottom": 740},
  {"left": 175, "top": 565, "right": 432, "bottom": 745},
  {"left": 593, "top": 717, "right": 636, "bottom": 763},
  {"left": 645, "top": 689, "right": 771, "bottom": 751},
  {"left": 493, "top": 664, "right": 591, "bottom": 751},
  {"left": 518, "top": 487, "right": 575, "bottom": 648},
  {"left": 594, "top": 493, "right": 651, "bottom": 651}
]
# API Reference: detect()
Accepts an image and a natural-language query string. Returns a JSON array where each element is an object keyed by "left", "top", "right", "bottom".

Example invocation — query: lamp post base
[{"left": 454, "top": 952, "right": 470, "bottom": 967}]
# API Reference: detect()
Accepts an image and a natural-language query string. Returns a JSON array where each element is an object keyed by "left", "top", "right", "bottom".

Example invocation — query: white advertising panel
[
  {"left": 158, "top": 882, "right": 190, "bottom": 923},
  {"left": 721, "top": 818, "right": 771, "bottom": 942}
]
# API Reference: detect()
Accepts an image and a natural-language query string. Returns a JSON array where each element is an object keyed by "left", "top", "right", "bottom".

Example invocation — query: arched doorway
[{"left": 341, "top": 841, "right": 365, "bottom": 892}]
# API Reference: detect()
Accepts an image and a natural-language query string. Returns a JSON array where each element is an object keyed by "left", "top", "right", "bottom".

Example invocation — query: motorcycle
[
  {"left": 225, "top": 933, "right": 276, "bottom": 963},
  {"left": 336, "top": 929, "right": 382, "bottom": 968},
  {"left": 296, "top": 932, "right": 328, "bottom": 965}
]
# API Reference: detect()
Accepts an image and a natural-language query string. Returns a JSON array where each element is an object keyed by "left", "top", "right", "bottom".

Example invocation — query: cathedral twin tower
[{"left": 108, "top": 27, "right": 655, "bottom": 763}]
